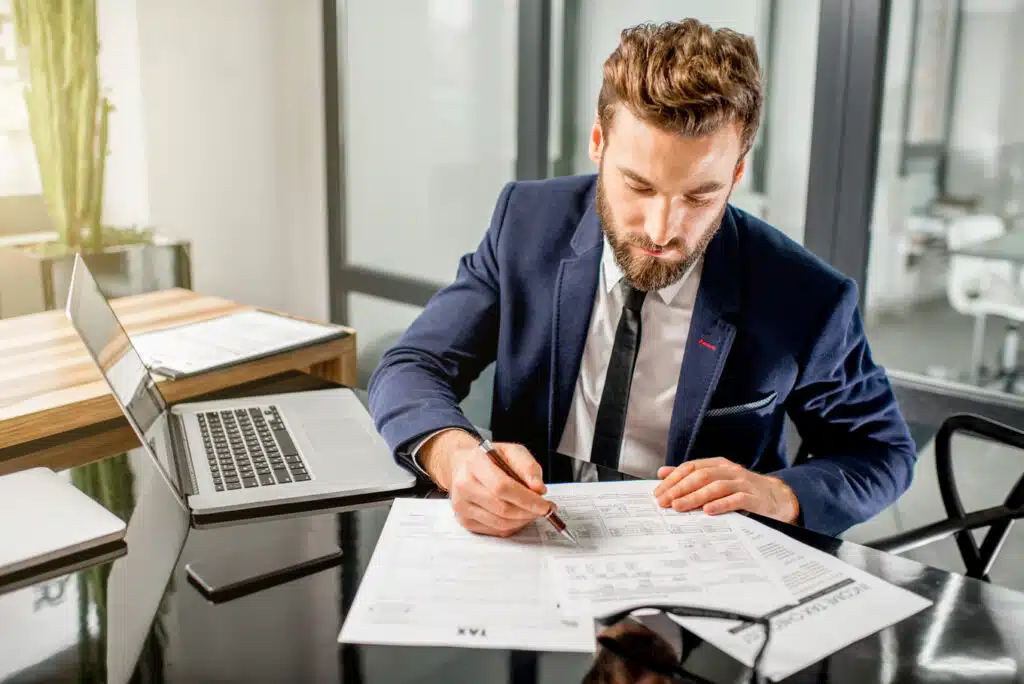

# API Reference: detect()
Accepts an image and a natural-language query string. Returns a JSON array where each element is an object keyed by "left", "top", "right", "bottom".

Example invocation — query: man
[{"left": 369, "top": 19, "right": 916, "bottom": 539}]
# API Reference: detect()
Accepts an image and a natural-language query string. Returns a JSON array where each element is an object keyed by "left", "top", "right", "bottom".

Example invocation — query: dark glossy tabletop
[{"left": 2, "top": 375, "right": 1023, "bottom": 683}]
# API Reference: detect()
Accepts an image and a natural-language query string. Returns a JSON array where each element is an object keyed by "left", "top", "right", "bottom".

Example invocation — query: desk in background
[
  {"left": 0, "top": 289, "right": 356, "bottom": 475},
  {"left": 951, "top": 223, "right": 1024, "bottom": 263}
]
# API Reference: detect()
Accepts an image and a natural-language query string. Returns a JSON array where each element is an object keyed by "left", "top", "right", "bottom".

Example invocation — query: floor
[{"left": 866, "top": 296, "right": 1020, "bottom": 387}]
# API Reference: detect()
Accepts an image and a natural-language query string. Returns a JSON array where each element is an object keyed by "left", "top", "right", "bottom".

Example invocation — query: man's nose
[{"left": 644, "top": 197, "right": 674, "bottom": 247}]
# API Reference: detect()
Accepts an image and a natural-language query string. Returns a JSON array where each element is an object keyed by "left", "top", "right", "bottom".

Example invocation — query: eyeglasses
[{"left": 592, "top": 604, "right": 771, "bottom": 684}]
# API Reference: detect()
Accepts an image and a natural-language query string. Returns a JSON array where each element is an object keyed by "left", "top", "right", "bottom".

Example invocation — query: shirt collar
[{"left": 601, "top": 237, "right": 701, "bottom": 306}]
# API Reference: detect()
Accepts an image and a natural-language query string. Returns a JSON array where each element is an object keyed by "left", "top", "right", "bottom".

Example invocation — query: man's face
[{"left": 591, "top": 105, "right": 745, "bottom": 292}]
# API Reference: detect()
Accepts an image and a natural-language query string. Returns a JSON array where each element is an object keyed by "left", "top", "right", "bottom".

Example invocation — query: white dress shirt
[
  {"left": 557, "top": 239, "right": 702, "bottom": 478},
  {"left": 411, "top": 239, "right": 701, "bottom": 480}
]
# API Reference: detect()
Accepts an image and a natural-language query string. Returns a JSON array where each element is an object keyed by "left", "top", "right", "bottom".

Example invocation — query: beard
[{"left": 596, "top": 168, "right": 728, "bottom": 292}]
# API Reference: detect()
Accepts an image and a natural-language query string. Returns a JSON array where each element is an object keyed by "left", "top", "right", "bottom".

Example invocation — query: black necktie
[{"left": 590, "top": 284, "right": 647, "bottom": 471}]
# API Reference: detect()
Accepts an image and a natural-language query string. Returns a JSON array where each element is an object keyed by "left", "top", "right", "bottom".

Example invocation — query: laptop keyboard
[{"left": 197, "top": 406, "right": 312, "bottom": 492}]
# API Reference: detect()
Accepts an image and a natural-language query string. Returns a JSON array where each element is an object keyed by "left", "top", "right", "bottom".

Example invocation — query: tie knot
[{"left": 623, "top": 284, "right": 647, "bottom": 313}]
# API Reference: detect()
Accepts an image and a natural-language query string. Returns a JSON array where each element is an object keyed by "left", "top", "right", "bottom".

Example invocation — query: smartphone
[{"left": 185, "top": 547, "right": 344, "bottom": 604}]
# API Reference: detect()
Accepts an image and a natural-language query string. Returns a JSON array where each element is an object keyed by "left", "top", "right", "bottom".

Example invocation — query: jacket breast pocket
[
  {"left": 704, "top": 392, "right": 778, "bottom": 420},
  {"left": 693, "top": 392, "right": 780, "bottom": 467}
]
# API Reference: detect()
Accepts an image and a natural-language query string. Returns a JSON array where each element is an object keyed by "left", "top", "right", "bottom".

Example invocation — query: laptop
[
  {"left": 64, "top": 254, "right": 416, "bottom": 527},
  {"left": 0, "top": 467, "right": 127, "bottom": 580},
  {"left": 0, "top": 434, "right": 191, "bottom": 681}
]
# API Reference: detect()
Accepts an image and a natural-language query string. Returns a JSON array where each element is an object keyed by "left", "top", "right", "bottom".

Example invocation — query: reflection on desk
[{"left": 2, "top": 375, "right": 1024, "bottom": 683}]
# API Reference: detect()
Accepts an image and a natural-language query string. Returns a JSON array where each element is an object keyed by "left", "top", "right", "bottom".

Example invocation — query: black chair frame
[{"left": 866, "top": 413, "right": 1024, "bottom": 582}]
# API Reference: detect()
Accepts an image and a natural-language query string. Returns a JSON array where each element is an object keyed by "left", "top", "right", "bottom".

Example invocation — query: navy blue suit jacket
[{"left": 369, "top": 174, "right": 916, "bottom": 536}]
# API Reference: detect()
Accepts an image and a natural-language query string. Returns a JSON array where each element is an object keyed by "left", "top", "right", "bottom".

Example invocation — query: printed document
[
  {"left": 339, "top": 480, "right": 930, "bottom": 668},
  {"left": 130, "top": 310, "right": 345, "bottom": 377},
  {"left": 339, "top": 481, "right": 794, "bottom": 652},
  {"left": 540, "top": 481, "right": 796, "bottom": 616},
  {"left": 673, "top": 515, "right": 933, "bottom": 681},
  {"left": 338, "top": 497, "right": 594, "bottom": 652}
]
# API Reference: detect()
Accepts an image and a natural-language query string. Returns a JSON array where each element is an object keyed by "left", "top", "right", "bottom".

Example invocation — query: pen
[{"left": 478, "top": 439, "right": 579, "bottom": 546}]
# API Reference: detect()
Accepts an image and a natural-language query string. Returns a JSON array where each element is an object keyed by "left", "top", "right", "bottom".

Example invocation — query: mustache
[{"left": 619, "top": 233, "right": 684, "bottom": 253}]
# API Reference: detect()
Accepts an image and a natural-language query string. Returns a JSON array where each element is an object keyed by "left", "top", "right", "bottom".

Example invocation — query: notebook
[
  {"left": 0, "top": 468, "right": 127, "bottom": 578},
  {"left": 129, "top": 309, "right": 350, "bottom": 379}
]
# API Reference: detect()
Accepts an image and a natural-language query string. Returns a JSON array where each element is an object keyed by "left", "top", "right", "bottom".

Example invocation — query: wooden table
[{"left": 0, "top": 288, "right": 357, "bottom": 474}]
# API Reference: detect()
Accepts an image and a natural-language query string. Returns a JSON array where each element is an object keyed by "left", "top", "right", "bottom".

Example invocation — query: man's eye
[
  {"left": 687, "top": 195, "right": 713, "bottom": 206},
  {"left": 627, "top": 183, "right": 653, "bottom": 195}
]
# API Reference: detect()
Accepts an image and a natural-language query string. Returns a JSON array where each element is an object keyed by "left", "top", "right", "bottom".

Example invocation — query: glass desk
[{"left": 2, "top": 373, "right": 1023, "bottom": 683}]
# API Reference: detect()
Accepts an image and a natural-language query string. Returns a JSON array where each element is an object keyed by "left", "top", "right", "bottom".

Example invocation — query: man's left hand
[{"left": 654, "top": 457, "right": 800, "bottom": 524}]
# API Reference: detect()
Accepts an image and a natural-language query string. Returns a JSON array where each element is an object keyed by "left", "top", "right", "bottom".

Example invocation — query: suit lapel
[
  {"left": 548, "top": 186, "right": 602, "bottom": 455},
  {"left": 666, "top": 207, "right": 742, "bottom": 466}
]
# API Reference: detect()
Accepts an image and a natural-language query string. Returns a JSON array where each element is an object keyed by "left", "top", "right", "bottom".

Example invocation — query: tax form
[
  {"left": 339, "top": 482, "right": 932, "bottom": 667},
  {"left": 339, "top": 482, "right": 795, "bottom": 652},
  {"left": 673, "top": 515, "right": 933, "bottom": 681},
  {"left": 338, "top": 497, "right": 594, "bottom": 652},
  {"left": 540, "top": 481, "right": 796, "bottom": 616}
]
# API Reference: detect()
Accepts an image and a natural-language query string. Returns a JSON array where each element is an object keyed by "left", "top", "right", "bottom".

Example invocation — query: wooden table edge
[{"left": 0, "top": 301, "right": 357, "bottom": 452}]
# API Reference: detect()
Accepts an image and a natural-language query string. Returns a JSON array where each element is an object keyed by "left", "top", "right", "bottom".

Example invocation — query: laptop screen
[{"left": 64, "top": 256, "right": 183, "bottom": 501}]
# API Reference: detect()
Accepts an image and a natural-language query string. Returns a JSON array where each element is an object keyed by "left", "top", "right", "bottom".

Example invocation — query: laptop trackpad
[{"left": 300, "top": 417, "right": 380, "bottom": 460}]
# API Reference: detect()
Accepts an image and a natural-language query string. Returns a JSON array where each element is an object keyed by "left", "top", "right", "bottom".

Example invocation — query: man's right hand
[{"left": 418, "top": 429, "right": 551, "bottom": 537}]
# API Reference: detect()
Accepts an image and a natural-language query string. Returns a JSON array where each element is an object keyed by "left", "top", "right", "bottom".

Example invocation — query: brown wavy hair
[{"left": 598, "top": 19, "right": 763, "bottom": 155}]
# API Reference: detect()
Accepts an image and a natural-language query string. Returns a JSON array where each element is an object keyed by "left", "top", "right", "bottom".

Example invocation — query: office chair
[
  {"left": 945, "top": 214, "right": 1024, "bottom": 389},
  {"left": 866, "top": 413, "right": 1024, "bottom": 582}
]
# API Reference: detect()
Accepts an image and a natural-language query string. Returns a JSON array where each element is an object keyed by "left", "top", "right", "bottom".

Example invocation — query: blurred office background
[
  {"left": 2, "top": 0, "right": 1023, "bottom": 635},
  {"left": 331, "top": 0, "right": 1024, "bottom": 415},
  {"left": 335, "top": 0, "right": 818, "bottom": 428}
]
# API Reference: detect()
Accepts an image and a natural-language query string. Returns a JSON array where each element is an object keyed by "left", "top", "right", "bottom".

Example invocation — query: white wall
[
  {"left": 865, "top": 0, "right": 919, "bottom": 317},
  {"left": 762, "top": 0, "right": 820, "bottom": 242},
  {"left": 0, "top": 0, "right": 42, "bottom": 199},
  {"left": 97, "top": 0, "right": 151, "bottom": 229},
  {"left": 277, "top": 1, "right": 331, "bottom": 322},
  {"left": 135, "top": 0, "right": 329, "bottom": 321},
  {"left": 999, "top": 3, "right": 1024, "bottom": 217},
  {"left": 944, "top": 1, "right": 1019, "bottom": 200},
  {"left": 342, "top": 0, "right": 518, "bottom": 286},
  {"left": 1000, "top": 3, "right": 1024, "bottom": 147},
  {"left": 339, "top": 0, "right": 518, "bottom": 400}
]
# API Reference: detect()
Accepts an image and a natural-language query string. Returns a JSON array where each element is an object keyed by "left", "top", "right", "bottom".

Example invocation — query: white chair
[{"left": 945, "top": 214, "right": 1024, "bottom": 385}]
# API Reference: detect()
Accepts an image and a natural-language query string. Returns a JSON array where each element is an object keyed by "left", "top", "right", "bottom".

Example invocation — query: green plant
[
  {"left": 27, "top": 224, "right": 154, "bottom": 258},
  {"left": 11, "top": 0, "right": 112, "bottom": 252}
]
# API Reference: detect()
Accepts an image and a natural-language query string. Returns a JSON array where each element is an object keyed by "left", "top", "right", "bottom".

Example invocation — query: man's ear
[
  {"left": 588, "top": 111, "right": 604, "bottom": 166},
  {"left": 733, "top": 156, "right": 746, "bottom": 186}
]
